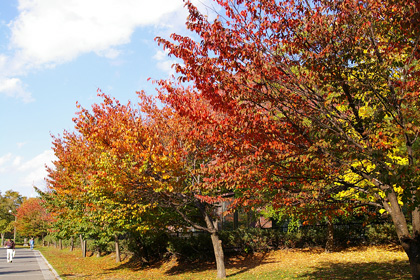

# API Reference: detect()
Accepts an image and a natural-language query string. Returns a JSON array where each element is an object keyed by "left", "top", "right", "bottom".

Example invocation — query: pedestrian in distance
[
  {"left": 29, "top": 237, "right": 34, "bottom": 250},
  {"left": 4, "top": 239, "right": 15, "bottom": 263}
]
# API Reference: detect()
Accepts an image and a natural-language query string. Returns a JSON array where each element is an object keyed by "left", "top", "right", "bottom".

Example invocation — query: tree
[
  {"left": 15, "top": 197, "right": 52, "bottom": 239},
  {"left": 43, "top": 121, "right": 152, "bottom": 258},
  {"left": 155, "top": 0, "right": 420, "bottom": 279},
  {"left": 136, "top": 91, "right": 230, "bottom": 278},
  {"left": 0, "top": 190, "right": 24, "bottom": 244},
  {"left": 45, "top": 91, "right": 234, "bottom": 277}
]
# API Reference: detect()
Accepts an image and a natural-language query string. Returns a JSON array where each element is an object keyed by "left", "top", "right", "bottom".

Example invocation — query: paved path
[{"left": 0, "top": 248, "right": 60, "bottom": 279}]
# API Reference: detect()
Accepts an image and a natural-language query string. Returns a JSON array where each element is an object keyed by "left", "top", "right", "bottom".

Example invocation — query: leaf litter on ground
[{"left": 39, "top": 245, "right": 410, "bottom": 279}]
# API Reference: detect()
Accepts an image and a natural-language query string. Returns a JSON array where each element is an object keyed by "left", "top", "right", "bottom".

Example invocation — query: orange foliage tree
[
  {"left": 45, "top": 91, "right": 233, "bottom": 277},
  {"left": 16, "top": 197, "right": 52, "bottom": 239},
  {"left": 43, "top": 94, "right": 165, "bottom": 256}
]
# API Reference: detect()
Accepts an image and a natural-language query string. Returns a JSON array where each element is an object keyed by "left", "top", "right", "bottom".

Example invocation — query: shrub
[
  {"left": 365, "top": 223, "right": 399, "bottom": 245},
  {"left": 166, "top": 232, "right": 213, "bottom": 261},
  {"left": 41, "top": 222, "right": 400, "bottom": 264},
  {"left": 126, "top": 230, "right": 170, "bottom": 263}
]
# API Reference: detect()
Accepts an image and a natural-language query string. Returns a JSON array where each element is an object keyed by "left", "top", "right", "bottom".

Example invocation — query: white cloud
[
  {"left": 18, "top": 150, "right": 56, "bottom": 196},
  {"left": 153, "top": 49, "right": 178, "bottom": 76},
  {"left": 0, "top": 153, "right": 13, "bottom": 166},
  {"left": 8, "top": 0, "right": 184, "bottom": 68},
  {"left": 0, "top": 0, "right": 216, "bottom": 103},
  {"left": 153, "top": 50, "right": 169, "bottom": 61},
  {"left": 0, "top": 153, "right": 12, "bottom": 173},
  {"left": 0, "top": 150, "right": 56, "bottom": 197},
  {"left": 157, "top": 60, "right": 178, "bottom": 76},
  {"left": 12, "top": 156, "right": 22, "bottom": 167},
  {"left": 18, "top": 150, "right": 55, "bottom": 172},
  {"left": 0, "top": 77, "right": 34, "bottom": 103}
]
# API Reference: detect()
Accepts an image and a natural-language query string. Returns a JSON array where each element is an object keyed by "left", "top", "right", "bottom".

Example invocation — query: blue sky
[{"left": 0, "top": 0, "right": 214, "bottom": 198}]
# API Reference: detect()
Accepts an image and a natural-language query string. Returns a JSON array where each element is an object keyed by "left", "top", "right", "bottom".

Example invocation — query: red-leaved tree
[
  {"left": 155, "top": 0, "right": 420, "bottom": 278},
  {"left": 16, "top": 197, "right": 52, "bottom": 240}
]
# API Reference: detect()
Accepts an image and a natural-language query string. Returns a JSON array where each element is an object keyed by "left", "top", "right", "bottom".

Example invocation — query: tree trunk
[
  {"left": 400, "top": 235, "right": 420, "bottom": 280},
  {"left": 210, "top": 231, "right": 226, "bottom": 279},
  {"left": 199, "top": 202, "right": 226, "bottom": 279},
  {"left": 385, "top": 191, "right": 420, "bottom": 279},
  {"left": 80, "top": 235, "right": 87, "bottom": 258},
  {"left": 1, "top": 233, "right": 4, "bottom": 247},
  {"left": 59, "top": 239, "right": 63, "bottom": 250},
  {"left": 233, "top": 211, "right": 239, "bottom": 230},
  {"left": 177, "top": 198, "right": 227, "bottom": 279},
  {"left": 115, "top": 235, "right": 121, "bottom": 263},
  {"left": 405, "top": 204, "right": 420, "bottom": 280},
  {"left": 325, "top": 217, "right": 334, "bottom": 253},
  {"left": 79, "top": 234, "right": 83, "bottom": 250},
  {"left": 70, "top": 236, "right": 74, "bottom": 252},
  {"left": 83, "top": 240, "right": 87, "bottom": 258}
]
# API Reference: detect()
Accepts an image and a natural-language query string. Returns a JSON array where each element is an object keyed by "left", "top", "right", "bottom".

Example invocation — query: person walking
[
  {"left": 4, "top": 239, "right": 15, "bottom": 263},
  {"left": 29, "top": 237, "right": 34, "bottom": 250}
]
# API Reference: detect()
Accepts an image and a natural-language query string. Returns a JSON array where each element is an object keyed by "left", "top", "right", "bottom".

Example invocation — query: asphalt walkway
[{"left": 0, "top": 248, "right": 60, "bottom": 279}]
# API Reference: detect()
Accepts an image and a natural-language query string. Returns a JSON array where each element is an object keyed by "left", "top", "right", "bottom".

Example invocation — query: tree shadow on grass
[
  {"left": 111, "top": 255, "right": 216, "bottom": 275},
  {"left": 224, "top": 252, "right": 276, "bottom": 278},
  {"left": 59, "top": 273, "right": 90, "bottom": 278},
  {"left": 106, "top": 247, "right": 411, "bottom": 279},
  {"left": 108, "top": 251, "right": 276, "bottom": 278},
  {"left": 299, "top": 260, "right": 411, "bottom": 280},
  {"left": 156, "top": 251, "right": 277, "bottom": 277}
]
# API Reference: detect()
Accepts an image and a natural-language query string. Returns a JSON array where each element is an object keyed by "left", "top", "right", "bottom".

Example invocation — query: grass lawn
[{"left": 38, "top": 245, "right": 411, "bottom": 279}]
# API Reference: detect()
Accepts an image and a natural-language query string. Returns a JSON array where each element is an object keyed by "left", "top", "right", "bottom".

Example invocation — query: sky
[{"left": 0, "top": 0, "right": 215, "bottom": 198}]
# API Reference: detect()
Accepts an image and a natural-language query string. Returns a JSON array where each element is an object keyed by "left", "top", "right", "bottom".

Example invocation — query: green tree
[{"left": 0, "top": 190, "right": 24, "bottom": 244}]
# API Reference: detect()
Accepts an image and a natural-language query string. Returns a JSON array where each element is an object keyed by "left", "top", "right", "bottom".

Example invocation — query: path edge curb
[{"left": 35, "top": 249, "right": 62, "bottom": 280}]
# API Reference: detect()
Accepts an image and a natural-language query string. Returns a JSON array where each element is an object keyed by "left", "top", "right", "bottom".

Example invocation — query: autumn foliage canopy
[{"left": 44, "top": 0, "right": 420, "bottom": 278}]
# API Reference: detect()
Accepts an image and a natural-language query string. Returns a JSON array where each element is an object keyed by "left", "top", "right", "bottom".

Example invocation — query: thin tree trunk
[
  {"left": 200, "top": 204, "right": 226, "bottom": 279},
  {"left": 1, "top": 233, "right": 4, "bottom": 247},
  {"left": 210, "top": 231, "right": 226, "bottom": 279},
  {"left": 59, "top": 239, "right": 63, "bottom": 250},
  {"left": 175, "top": 197, "right": 227, "bottom": 279},
  {"left": 115, "top": 235, "right": 121, "bottom": 263},
  {"left": 79, "top": 235, "right": 83, "bottom": 250},
  {"left": 70, "top": 236, "right": 74, "bottom": 252},
  {"left": 80, "top": 235, "right": 87, "bottom": 258},
  {"left": 83, "top": 240, "right": 87, "bottom": 258},
  {"left": 325, "top": 217, "right": 334, "bottom": 253},
  {"left": 233, "top": 211, "right": 239, "bottom": 230}
]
